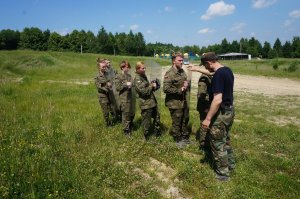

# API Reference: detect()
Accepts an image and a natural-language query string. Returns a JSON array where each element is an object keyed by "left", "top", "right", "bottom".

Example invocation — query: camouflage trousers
[
  {"left": 198, "top": 111, "right": 208, "bottom": 147},
  {"left": 208, "top": 107, "right": 235, "bottom": 177},
  {"left": 169, "top": 105, "right": 189, "bottom": 140},
  {"left": 121, "top": 111, "right": 135, "bottom": 133},
  {"left": 99, "top": 100, "right": 116, "bottom": 126},
  {"left": 141, "top": 106, "right": 160, "bottom": 136}
]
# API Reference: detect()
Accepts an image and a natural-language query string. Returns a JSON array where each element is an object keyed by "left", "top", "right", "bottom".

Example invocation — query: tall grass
[{"left": 0, "top": 50, "right": 299, "bottom": 198}]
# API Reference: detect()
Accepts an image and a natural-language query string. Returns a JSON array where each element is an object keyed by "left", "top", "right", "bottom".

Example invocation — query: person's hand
[
  {"left": 126, "top": 81, "right": 132, "bottom": 88},
  {"left": 202, "top": 118, "right": 211, "bottom": 129},
  {"left": 152, "top": 82, "right": 157, "bottom": 90},
  {"left": 187, "top": 65, "right": 198, "bottom": 72},
  {"left": 183, "top": 80, "right": 189, "bottom": 89},
  {"left": 107, "top": 82, "right": 112, "bottom": 88}
]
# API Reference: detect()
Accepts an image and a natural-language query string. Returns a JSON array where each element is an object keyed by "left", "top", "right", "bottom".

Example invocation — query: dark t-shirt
[{"left": 210, "top": 66, "right": 234, "bottom": 106}]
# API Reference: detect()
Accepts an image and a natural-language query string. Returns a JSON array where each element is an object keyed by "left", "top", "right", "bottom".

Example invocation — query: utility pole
[{"left": 81, "top": 44, "right": 83, "bottom": 54}]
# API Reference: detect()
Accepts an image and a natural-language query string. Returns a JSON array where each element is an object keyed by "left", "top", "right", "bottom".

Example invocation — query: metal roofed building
[{"left": 218, "top": 52, "right": 251, "bottom": 60}]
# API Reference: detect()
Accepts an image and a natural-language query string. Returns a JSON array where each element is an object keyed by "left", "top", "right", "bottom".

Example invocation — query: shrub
[
  {"left": 284, "top": 61, "right": 298, "bottom": 72},
  {"left": 273, "top": 63, "right": 279, "bottom": 70}
]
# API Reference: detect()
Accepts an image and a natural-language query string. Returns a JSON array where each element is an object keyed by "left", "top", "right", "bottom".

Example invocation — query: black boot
[
  {"left": 154, "top": 128, "right": 161, "bottom": 137},
  {"left": 144, "top": 131, "right": 150, "bottom": 141}
]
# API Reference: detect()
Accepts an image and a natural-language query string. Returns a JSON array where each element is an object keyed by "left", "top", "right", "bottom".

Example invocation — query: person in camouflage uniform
[
  {"left": 188, "top": 65, "right": 214, "bottom": 150},
  {"left": 104, "top": 59, "right": 122, "bottom": 122},
  {"left": 163, "top": 52, "right": 190, "bottom": 146},
  {"left": 134, "top": 61, "right": 161, "bottom": 140},
  {"left": 94, "top": 58, "right": 117, "bottom": 126},
  {"left": 201, "top": 52, "right": 236, "bottom": 181},
  {"left": 114, "top": 60, "right": 135, "bottom": 135}
]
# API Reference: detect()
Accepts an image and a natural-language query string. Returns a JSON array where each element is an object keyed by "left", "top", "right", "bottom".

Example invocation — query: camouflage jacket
[
  {"left": 197, "top": 74, "right": 212, "bottom": 112},
  {"left": 163, "top": 66, "right": 187, "bottom": 109},
  {"left": 94, "top": 71, "right": 113, "bottom": 101},
  {"left": 114, "top": 73, "right": 132, "bottom": 103},
  {"left": 134, "top": 73, "right": 157, "bottom": 110}
]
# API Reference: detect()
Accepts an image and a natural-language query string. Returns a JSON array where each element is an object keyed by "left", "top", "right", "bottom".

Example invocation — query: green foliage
[
  {"left": 0, "top": 50, "right": 299, "bottom": 198},
  {"left": 273, "top": 63, "right": 279, "bottom": 70},
  {"left": 2, "top": 27, "right": 300, "bottom": 59},
  {"left": 284, "top": 61, "right": 299, "bottom": 72}
]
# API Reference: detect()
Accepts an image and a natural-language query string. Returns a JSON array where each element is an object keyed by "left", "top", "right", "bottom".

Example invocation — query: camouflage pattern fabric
[
  {"left": 163, "top": 67, "right": 189, "bottom": 140},
  {"left": 134, "top": 73, "right": 160, "bottom": 137},
  {"left": 114, "top": 73, "right": 135, "bottom": 133},
  {"left": 208, "top": 107, "right": 235, "bottom": 177},
  {"left": 94, "top": 71, "right": 116, "bottom": 126},
  {"left": 197, "top": 74, "right": 212, "bottom": 147}
]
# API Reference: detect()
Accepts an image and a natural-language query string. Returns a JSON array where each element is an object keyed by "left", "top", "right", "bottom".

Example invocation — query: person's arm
[
  {"left": 188, "top": 65, "right": 214, "bottom": 76},
  {"left": 202, "top": 93, "right": 222, "bottom": 128}
]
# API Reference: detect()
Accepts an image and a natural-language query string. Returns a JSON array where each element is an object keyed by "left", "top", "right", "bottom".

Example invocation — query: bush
[
  {"left": 284, "top": 61, "right": 298, "bottom": 72},
  {"left": 273, "top": 63, "right": 279, "bottom": 70}
]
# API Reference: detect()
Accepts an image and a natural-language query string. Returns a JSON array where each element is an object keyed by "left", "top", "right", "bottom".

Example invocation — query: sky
[{"left": 1, "top": 0, "right": 300, "bottom": 47}]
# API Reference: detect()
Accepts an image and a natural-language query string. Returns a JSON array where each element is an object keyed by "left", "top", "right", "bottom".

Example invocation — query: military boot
[
  {"left": 154, "top": 128, "right": 161, "bottom": 137},
  {"left": 144, "top": 131, "right": 150, "bottom": 141}
]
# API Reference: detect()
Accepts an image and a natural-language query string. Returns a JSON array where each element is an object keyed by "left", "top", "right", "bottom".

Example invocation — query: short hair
[
  {"left": 120, "top": 60, "right": 131, "bottom": 69},
  {"left": 171, "top": 52, "right": 183, "bottom": 61},
  {"left": 200, "top": 52, "right": 218, "bottom": 65},
  {"left": 135, "top": 61, "right": 144, "bottom": 71},
  {"left": 97, "top": 58, "right": 106, "bottom": 63}
]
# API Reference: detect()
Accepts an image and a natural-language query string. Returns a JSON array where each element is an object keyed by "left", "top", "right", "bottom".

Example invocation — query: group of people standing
[{"left": 94, "top": 52, "right": 236, "bottom": 181}]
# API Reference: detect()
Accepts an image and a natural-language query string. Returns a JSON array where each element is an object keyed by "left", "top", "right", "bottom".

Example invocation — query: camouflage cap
[{"left": 200, "top": 52, "right": 218, "bottom": 65}]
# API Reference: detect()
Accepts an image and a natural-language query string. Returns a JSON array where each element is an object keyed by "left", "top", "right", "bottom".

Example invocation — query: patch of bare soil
[{"left": 133, "top": 157, "right": 189, "bottom": 199}]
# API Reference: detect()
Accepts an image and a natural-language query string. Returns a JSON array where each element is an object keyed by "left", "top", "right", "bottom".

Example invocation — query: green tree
[
  {"left": 229, "top": 40, "right": 240, "bottom": 53},
  {"left": 247, "top": 37, "right": 262, "bottom": 57},
  {"left": 0, "top": 29, "right": 20, "bottom": 50},
  {"left": 268, "top": 48, "right": 277, "bottom": 59},
  {"left": 135, "top": 32, "right": 146, "bottom": 56},
  {"left": 291, "top": 36, "right": 300, "bottom": 58},
  {"left": 262, "top": 42, "right": 271, "bottom": 58},
  {"left": 86, "top": 31, "right": 97, "bottom": 53},
  {"left": 220, "top": 38, "right": 229, "bottom": 53},
  {"left": 96, "top": 26, "right": 110, "bottom": 53},
  {"left": 273, "top": 38, "right": 283, "bottom": 57},
  {"left": 48, "top": 32, "right": 64, "bottom": 51},
  {"left": 125, "top": 30, "right": 136, "bottom": 55},
  {"left": 19, "top": 27, "right": 45, "bottom": 50},
  {"left": 68, "top": 30, "right": 88, "bottom": 53},
  {"left": 115, "top": 32, "right": 127, "bottom": 55},
  {"left": 239, "top": 38, "right": 249, "bottom": 53},
  {"left": 282, "top": 41, "right": 292, "bottom": 58}
]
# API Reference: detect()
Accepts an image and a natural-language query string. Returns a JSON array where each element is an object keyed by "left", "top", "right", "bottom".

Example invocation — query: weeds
[{"left": 0, "top": 51, "right": 299, "bottom": 198}]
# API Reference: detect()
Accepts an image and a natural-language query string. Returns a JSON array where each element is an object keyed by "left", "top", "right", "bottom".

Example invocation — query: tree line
[{"left": 0, "top": 26, "right": 300, "bottom": 58}]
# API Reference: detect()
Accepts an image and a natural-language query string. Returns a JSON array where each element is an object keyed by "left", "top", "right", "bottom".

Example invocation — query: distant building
[{"left": 218, "top": 52, "right": 251, "bottom": 60}]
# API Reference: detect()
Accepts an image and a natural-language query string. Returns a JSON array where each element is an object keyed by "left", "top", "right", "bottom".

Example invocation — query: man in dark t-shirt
[{"left": 201, "top": 52, "right": 236, "bottom": 181}]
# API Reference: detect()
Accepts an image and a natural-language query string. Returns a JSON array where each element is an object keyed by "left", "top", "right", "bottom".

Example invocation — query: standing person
[
  {"left": 114, "top": 60, "right": 135, "bottom": 136},
  {"left": 134, "top": 61, "right": 161, "bottom": 140},
  {"left": 188, "top": 65, "right": 213, "bottom": 150},
  {"left": 201, "top": 52, "right": 236, "bottom": 181},
  {"left": 163, "top": 52, "right": 190, "bottom": 147},
  {"left": 105, "top": 58, "right": 122, "bottom": 122},
  {"left": 94, "top": 58, "right": 116, "bottom": 126}
]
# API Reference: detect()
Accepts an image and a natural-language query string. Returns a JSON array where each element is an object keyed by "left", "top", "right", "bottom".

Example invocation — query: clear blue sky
[{"left": 1, "top": 0, "right": 300, "bottom": 47}]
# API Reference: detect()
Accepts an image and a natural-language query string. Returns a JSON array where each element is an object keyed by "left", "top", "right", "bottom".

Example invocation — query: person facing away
[
  {"left": 94, "top": 58, "right": 117, "bottom": 126},
  {"left": 114, "top": 60, "right": 135, "bottom": 136},
  {"left": 134, "top": 61, "right": 161, "bottom": 140},
  {"left": 163, "top": 52, "right": 190, "bottom": 147},
  {"left": 201, "top": 52, "right": 236, "bottom": 181}
]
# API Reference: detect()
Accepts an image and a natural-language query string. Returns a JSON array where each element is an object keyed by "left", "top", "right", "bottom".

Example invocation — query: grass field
[{"left": 0, "top": 50, "right": 299, "bottom": 198}]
